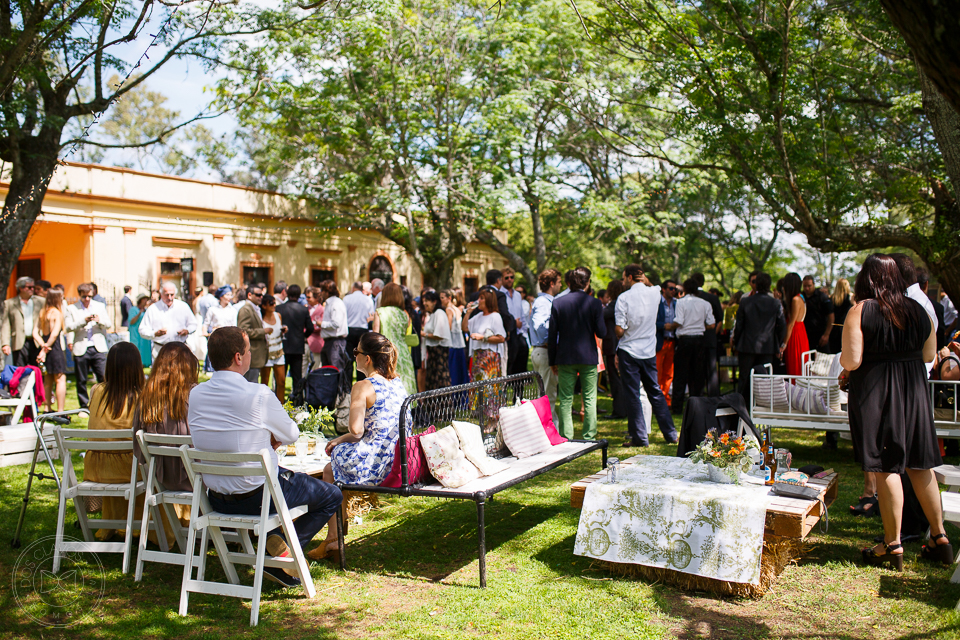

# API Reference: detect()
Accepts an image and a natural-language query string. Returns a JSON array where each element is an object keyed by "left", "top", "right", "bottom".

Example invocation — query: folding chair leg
[
  {"left": 208, "top": 525, "right": 241, "bottom": 585},
  {"left": 198, "top": 527, "right": 210, "bottom": 582},
  {"left": 135, "top": 493, "right": 153, "bottom": 582},
  {"left": 951, "top": 559, "right": 960, "bottom": 584},
  {"left": 72, "top": 494, "right": 94, "bottom": 543},
  {"left": 179, "top": 523, "right": 199, "bottom": 617},
  {"left": 250, "top": 529, "right": 269, "bottom": 627},
  {"left": 240, "top": 529, "right": 255, "bottom": 555},
  {"left": 121, "top": 488, "right": 139, "bottom": 574},
  {"left": 53, "top": 491, "right": 68, "bottom": 573}
]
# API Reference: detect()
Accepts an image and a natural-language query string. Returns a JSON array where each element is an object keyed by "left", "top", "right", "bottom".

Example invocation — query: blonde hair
[{"left": 831, "top": 278, "right": 851, "bottom": 307}]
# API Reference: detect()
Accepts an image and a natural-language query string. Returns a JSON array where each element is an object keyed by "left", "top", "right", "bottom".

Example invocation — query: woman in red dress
[{"left": 778, "top": 273, "right": 809, "bottom": 376}]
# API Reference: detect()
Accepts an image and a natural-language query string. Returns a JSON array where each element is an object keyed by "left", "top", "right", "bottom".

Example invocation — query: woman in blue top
[{"left": 312, "top": 331, "right": 410, "bottom": 561}]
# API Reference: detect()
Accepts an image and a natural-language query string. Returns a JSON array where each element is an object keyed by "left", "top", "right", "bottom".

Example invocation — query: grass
[{"left": 2, "top": 375, "right": 960, "bottom": 639}]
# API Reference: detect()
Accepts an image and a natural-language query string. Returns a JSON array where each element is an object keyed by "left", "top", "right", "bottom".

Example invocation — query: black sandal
[
  {"left": 862, "top": 542, "right": 904, "bottom": 571},
  {"left": 920, "top": 534, "right": 954, "bottom": 566},
  {"left": 850, "top": 495, "right": 879, "bottom": 517}
]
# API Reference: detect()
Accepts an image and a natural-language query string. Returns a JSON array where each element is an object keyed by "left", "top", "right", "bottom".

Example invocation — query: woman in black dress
[
  {"left": 33, "top": 288, "right": 67, "bottom": 412},
  {"left": 828, "top": 277, "right": 852, "bottom": 354},
  {"left": 840, "top": 254, "right": 950, "bottom": 571}
]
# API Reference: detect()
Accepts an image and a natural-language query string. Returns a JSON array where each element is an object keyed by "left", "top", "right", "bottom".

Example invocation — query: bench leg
[
  {"left": 336, "top": 504, "right": 346, "bottom": 571},
  {"left": 476, "top": 492, "right": 487, "bottom": 588}
]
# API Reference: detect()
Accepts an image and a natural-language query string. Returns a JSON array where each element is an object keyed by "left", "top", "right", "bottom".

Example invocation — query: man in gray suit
[{"left": 2, "top": 277, "right": 45, "bottom": 367}]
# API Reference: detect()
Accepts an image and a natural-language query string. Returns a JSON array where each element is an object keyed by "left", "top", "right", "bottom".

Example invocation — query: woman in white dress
[
  {"left": 259, "top": 294, "right": 287, "bottom": 403},
  {"left": 202, "top": 287, "right": 237, "bottom": 372}
]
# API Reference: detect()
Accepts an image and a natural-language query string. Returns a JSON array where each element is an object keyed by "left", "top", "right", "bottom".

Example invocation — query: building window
[
  {"left": 311, "top": 268, "right": 336, "bottom": 286},
  {"left": 369, "top": 255, "right": 393, "bottom": 283},
  {"left": 242, "top": 264, "right": 273, "bottom": 290},
  {"left": 16, "top": 258, "right": 42, "bottom": 283},
  {"left": 399, "top": 275, "right": 407, "bottom": 287},
  {"left": 463, "top": 276, "right": 478, "bottom": 298},
  {"left": 158, "top": 259, "right": 195, "bottom": 299}
]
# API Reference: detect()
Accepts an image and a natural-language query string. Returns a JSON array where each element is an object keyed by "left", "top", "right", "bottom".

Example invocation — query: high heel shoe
[
  {"left": 862, "top": 542, "right": 904, "bottom": 571},
  {"left": 920, "top": 534, "right": 954, "bottom": 566}
]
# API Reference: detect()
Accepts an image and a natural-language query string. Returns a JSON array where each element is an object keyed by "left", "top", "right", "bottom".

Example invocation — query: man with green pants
[{"left": 548, "top": 267, "right": 606, "bottom": 440}]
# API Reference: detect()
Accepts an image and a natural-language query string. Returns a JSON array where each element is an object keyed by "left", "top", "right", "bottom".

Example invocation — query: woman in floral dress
[
  {"left": 372, "top": 283, "right": 417, "bottom": 394},
  {"left": 313, "top": 332, "right": 410, "bottom": 560}
]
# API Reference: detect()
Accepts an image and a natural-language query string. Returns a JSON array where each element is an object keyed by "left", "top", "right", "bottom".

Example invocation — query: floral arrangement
[
  {"left": 687, "top": 430, "right": 760, "bottom": 473},
  {"left": 283, "top": 402, "right": 334, "bottom": 440}
]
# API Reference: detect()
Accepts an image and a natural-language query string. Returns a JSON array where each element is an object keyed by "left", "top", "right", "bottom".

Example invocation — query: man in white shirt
[
  {"left": 139, "top": 282, "right": 198, "bottom": 360},
  {"left": 274, "top": 281, "right": 288, "bottom": 304},
  {"left": 65, "top": 282, "right": 113, "bottom": 408},
  {"left": 529, "top": 269, "right": 562, "bottom": 423},
  {"left": 319, "top": 280, "right": 350, "bottom": 396},
  {"left": 371, "top": 278, "right": 384, "bottom": 308},
  {"left": 190, "top": 327, "right": 343, "bottom": 587},
  {"left": 196, "top": 284, "right": 218, "bottom": 324},
  {"left": 614, "top": 264, "right": 678, "bottom": 447},
  {"left": 892, "top": 254, "right": 938, "bottom": 376},
  {"left": 943, "top": 293, "right": 957, "bottom": 335},
  {"left": 343, "top": 282, "right": 375, "bottom": 383},
  {"left": 665, "top": 277, "right": 716, "bottom": 415}
]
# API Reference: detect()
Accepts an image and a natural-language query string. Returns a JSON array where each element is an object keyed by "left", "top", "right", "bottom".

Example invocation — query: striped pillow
[{"left": 499, "top": 401, "right": 552, "bottom": 459}]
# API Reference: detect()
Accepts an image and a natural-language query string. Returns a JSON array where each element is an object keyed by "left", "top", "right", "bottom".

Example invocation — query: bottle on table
[
  {"left": 764, "top": 428, "right": 777, "bottom": 485},
  {"left": 760, "top": 431, "right": 770, "bottom": 483}
]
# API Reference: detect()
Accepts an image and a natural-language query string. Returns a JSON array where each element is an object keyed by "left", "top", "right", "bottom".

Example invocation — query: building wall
[{"left": 5, "top": 163, "right": 507, "bottom": 317}]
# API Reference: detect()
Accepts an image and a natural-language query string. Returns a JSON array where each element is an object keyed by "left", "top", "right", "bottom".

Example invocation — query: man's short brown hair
[
  {"left": 208, "top": 327, "right": 248, "bottom": 371},
  {"left": 538, "top": 269, "right": 561, "bottom": 292}
]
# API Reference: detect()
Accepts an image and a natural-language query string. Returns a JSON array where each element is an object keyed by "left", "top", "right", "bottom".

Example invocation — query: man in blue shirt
[
  {"left": 530, "top": 269, "right": 562, "bottom": 424},
  {"left": 656, "top": 279, "right": 678, "bottom": 410}
]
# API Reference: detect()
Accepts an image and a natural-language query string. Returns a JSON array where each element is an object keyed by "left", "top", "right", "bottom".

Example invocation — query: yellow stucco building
[{"left": 5, "top": 163, "right": 504, "bottom": 313}]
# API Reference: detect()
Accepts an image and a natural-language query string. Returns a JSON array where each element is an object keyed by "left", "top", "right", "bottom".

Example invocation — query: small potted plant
[
  {"left": 687, "top": 430, "right": 759, "bottom": 485},
  {"left": 284, "top": 402, "right": 334, "bottom": 457}
]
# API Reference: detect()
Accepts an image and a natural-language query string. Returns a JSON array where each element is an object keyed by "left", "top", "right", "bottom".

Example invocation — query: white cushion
[
  {"left": 498, "top": 402, "right": 552, "bottom": 459},
  {"left": 807, "top": 353, "right": 833, "bottom": 377},
  {"left": 419, "top": 426, "right": 481, "bottom": 488},
  {"left": 451, "top": 421, "right": 509, "bottom": 477},
  {"left": 752, "top": 376, "right": 790, "bottom": 412}
]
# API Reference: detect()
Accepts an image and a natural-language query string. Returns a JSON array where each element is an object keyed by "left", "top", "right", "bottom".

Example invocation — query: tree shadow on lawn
[{"left": 343, "top": 497, "right": 565, "bottom": 584}]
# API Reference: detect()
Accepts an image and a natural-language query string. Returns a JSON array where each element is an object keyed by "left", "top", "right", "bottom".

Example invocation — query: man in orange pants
[{"left": 656, "top": 280, "right": 678, "bottom": 407}]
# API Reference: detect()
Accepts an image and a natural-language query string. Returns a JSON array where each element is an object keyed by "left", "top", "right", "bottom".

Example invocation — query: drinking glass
[
  {"left": 295, "top": 438, "right": 308, "bottom": 465},
  {"left": 606, "top": 457, "right": 620, "bottom": 484}
]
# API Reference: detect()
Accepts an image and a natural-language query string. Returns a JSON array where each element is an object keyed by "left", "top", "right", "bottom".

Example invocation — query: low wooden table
[{"left": 571, "top": 455, "right": 838, "bottom": 541}]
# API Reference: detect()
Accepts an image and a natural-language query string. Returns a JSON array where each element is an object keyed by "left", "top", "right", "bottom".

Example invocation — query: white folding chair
[
  {"left": 52, "top": 427, "right": 158, "bottom": 574},
  {"left": 178, "top": 446, "right": 316, "bottom": 626},
  {"left": 0, "top": 369, "right": 40, "bottom": 426},
  {"left": 134, "top": 432, "right": 192, "bottom": 580}
]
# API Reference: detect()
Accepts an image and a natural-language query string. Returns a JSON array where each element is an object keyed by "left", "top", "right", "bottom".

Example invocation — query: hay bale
[
  {"left": 343, "top": 490, "right": 380, "bottom": 519},
  {"left": 597, "top": 537, "right": 808, "bottom": 598}
]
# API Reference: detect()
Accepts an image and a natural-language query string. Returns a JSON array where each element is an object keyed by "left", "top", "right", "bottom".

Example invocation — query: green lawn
[{"left": 2, "top": 376, "right": 960, "bottom": 639}]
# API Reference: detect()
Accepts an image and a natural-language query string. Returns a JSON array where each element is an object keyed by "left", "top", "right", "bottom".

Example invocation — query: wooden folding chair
[
  {"left": 52, "top": 427, "right": 160, "bottom": 573},
  {"left": 178, "top": 445, "right": 316, "bottom": 626}
]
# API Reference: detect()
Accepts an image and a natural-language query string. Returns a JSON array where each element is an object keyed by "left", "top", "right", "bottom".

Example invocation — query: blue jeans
[
  {"left": 207, "top": 469, "right": 343, "bottom": 550},
  {"left": 617, "top": 349, "right": 678, "bottom": 445}
]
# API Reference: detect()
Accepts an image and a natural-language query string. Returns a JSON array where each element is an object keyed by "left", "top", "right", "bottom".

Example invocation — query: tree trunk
[
  {"left": 916, "top": 63, "right": 960, "bottom": 305},
  {"left": 880, "top": 0, "right": 960, "bottom": 119},
  {"left": 1, "top": 137, "right": 60, "bottom": 306},
  {"left": 528, "top": 199, "right": 547, "bottom": 274},
  {"left": 474, "top": 228, "right": 539, "bottom": 293}
]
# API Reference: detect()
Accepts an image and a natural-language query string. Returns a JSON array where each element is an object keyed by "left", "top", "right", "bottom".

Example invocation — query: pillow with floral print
[{"left": 420, "top": 426, "right": 481, "bottom": 488}]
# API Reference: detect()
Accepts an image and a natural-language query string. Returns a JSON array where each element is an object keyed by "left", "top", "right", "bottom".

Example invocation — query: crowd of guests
[{"left": 4, "top": 252, "right": 958, "bottom": 581}]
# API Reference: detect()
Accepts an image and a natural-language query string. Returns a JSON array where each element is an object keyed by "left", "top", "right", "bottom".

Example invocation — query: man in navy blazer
[{"left": 548, "top": 267, "right": 606, "bottom": 440}]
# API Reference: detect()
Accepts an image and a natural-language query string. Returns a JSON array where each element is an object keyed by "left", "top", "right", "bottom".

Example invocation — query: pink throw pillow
[
  {"left": 379, "top": 426, "right": 437, "bottom": 487},
  {"left": 523, "top": 396, "right": 567, "bottom": 445}
]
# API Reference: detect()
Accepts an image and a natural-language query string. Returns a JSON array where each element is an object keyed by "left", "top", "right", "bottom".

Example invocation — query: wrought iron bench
[{"left": 332, "top": 371, "right": 608, "bottom": 587}]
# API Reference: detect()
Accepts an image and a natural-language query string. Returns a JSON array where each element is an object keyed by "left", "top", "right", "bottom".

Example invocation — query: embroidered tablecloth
[{"left": 574, "top": 456, "right": 771, "bottom": 584}]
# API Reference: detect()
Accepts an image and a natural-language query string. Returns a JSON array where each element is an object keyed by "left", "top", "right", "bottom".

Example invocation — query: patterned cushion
[
  {"left": 752, "top": 375, "right": 790, "bottom": 412},
  {"left": 379, "top": 426, "right": 436, "bottom": 488},
  {"left": 451, "top": 421, "right": 509, "bottom": 476},
  {"left": 499, "top": 401, "right": 552, "bottom": 458},
  {"left": 522, "top": 396, "right": 567, "bottom": 445},
  {"left": 420, "top": 426, "right": 481, "bottom": 488},
  {"left": 787, "top": 383, "right": 829, "bottom": 415}
]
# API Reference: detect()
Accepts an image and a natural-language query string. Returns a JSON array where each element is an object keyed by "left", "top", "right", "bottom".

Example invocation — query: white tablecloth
[{"left": 574, "top": 456, "right": 772, "bottom": 584}]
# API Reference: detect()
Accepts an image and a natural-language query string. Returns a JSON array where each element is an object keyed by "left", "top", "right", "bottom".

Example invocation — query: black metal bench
[{"left": 332, "top": 371, "right": 608, "bottom": 586}]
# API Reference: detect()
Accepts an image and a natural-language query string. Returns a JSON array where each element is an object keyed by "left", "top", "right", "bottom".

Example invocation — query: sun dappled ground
[{"left": 2, "top": 379, "right": 959, "bottom": 639}]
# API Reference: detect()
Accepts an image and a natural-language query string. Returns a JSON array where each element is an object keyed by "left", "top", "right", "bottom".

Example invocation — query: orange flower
[
  {"left": 720, "top": 433, "right": 730, "bottom": 444},
  {"left": 710, "top": 450, "right": 721, "bottom": 458}
]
